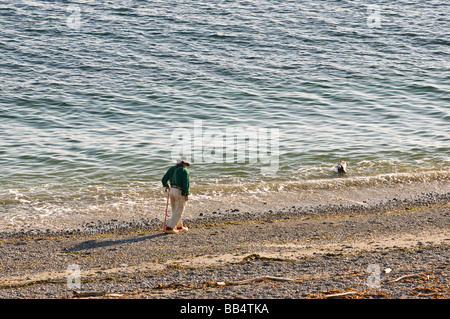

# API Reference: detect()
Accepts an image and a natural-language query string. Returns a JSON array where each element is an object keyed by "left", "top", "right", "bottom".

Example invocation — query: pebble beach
[{"left": 1, "top": 180, "right": 448, "bottom": 300}]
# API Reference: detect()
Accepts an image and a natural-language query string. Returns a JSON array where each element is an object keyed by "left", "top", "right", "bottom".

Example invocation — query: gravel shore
[{"left": 0, "top": 182, "right": 449, "bottom": 300}]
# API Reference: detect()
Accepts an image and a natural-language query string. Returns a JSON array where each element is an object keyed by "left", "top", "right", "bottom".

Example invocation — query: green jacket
[{"left": 162, "top": 165, "right": 190, "bottom": 196}]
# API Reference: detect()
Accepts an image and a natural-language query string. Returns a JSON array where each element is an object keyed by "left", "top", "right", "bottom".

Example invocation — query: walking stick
[{"left": 163, "top": 187, "right": 170, "bottom": 230}]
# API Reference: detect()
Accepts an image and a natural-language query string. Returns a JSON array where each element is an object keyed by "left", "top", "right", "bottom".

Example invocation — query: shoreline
[
  {"left": 0, "top": 180, "right": 449, "bottom": 299},
  {"left": 1, "top": 180, "right": 449, "bottom": 239}
]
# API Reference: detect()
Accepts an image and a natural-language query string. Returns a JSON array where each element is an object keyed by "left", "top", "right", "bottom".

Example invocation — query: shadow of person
[{"left": 66, "top": 232, "right": 167, "bottom": 252}]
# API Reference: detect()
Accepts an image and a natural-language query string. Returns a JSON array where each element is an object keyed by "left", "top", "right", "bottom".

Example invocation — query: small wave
[
  {"left": 0, "top": 168, "right": 448, "bottom": 233},
  {"left": 190, "top": 169, "right": 450, "bottom": 196}
]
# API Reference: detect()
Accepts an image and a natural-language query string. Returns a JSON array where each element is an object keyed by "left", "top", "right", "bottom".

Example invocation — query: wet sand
[{"left": 0, "top": 180, "right": 449, "bottom": 299}]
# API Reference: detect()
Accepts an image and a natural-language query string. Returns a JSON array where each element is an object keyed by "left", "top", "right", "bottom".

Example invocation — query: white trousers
[{"left": 167, "top": 187, "right": 187, "bottom": 229}]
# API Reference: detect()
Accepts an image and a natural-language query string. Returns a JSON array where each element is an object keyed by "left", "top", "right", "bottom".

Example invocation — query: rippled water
[{"left": 0, "top": 0, "right": 449, "bottom": 228}]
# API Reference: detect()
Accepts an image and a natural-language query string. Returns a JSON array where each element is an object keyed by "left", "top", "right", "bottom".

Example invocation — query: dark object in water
[{"left": 335, "top": 161, "right": 347, "bottom": 173}]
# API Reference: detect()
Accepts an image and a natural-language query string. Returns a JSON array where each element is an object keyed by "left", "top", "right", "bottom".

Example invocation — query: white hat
[{"left": 176, "top": 156, "right": 190, "bottom": 165}]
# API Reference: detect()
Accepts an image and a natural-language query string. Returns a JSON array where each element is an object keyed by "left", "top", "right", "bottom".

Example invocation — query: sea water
[{"left": 0, "top": 0, "right": 449, "bottom": 230}]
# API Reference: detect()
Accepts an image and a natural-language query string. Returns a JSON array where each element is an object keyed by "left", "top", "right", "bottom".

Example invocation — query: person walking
[{"left": 161, "top": 156, "right": 191, "bottom": 234}]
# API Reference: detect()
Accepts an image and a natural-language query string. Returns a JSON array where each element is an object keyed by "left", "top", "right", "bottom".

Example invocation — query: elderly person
[{"left": 161, "top": 156, "right": 190, "bottom": 234}]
